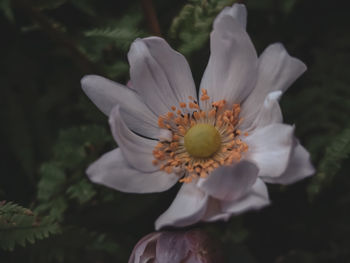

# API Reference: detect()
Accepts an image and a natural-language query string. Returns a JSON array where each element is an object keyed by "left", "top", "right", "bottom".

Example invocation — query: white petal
[
  {"left": 214, "top": 3, "right": 247, "bottom": 29},
  {"left": 197, "top": 160, "right": 258, "bottom": 201},
  {"left": 128, "top": 37, "right": 196, "bottom": 115},
  {"left": 155, "top": 183, "right": 208, "bottom": 230},
  {"left": 158, "top": 129, "right": 172, "bottom": 142},
  {"left": 222, "top": 178, "right": 270, "bottom": 214},
  {"left": 87, "top": 148, "right": 178, "bottom": 193},
  {"left": 241, "top": 43, "right": 306, "bottom": 126},
  {"left": 81, "top": 75, "right": 159, "bottom": 139},
  {"left": 200, "top": 11, "right": 258, "bottom": 107},
  {"left": 109, "top": 106, "right": 159, "bottom": 172},
  {"left": 244, "top": 123, "right": 294, "bottom": 178},
  {"left": 202, "top": 198, "right": 229, "bottom": 222},
  {"left": 202, "top": 179, "right": 270, "bottom": 222},
  {"left": 243, "top": 91, "right": 283, "bottom": 131},
  {"left": 262, "top": 141, "right": 315, "bottom": 184}
]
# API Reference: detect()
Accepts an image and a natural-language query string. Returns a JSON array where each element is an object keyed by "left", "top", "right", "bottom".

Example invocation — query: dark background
[{"left": 0, "top": 0, "right": 349, "bottom": 262}]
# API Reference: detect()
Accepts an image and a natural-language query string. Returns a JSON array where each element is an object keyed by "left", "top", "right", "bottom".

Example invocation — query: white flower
[{"left": 81, "top": 4, "right": 315, "bottom": 230}]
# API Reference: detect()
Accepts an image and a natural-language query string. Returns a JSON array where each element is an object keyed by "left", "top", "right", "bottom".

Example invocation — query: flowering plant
[{"left": 82, "top": 4, "right": 314, "bottom": 230}]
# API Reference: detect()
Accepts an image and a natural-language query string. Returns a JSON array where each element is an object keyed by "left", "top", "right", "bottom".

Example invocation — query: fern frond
[
  {"left": 169, "top": 0, "right": 235, "bottom": 56},
  {"left": 35, "top": 125, "right": 112, "bottom": 221},
  {"left": 67, "top": 179, "right": 96, "bottom": 204},
  {"left": 308, "top": 127, "right": 350, "bottom": 198},
  {"left": 0, "top": 201, "right": 60, "bottom": 251}
]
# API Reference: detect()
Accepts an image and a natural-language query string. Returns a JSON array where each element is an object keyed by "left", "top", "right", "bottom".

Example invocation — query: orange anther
[
  {"left": 171, "top": 106, "right": 176, "bottom": 111},
  {"left": 200, "top": 171, "right": 207, "bottom": 178},
  {"left": 190, "top": 102, "right": 199, "bottom": 109},
  {"left": 180, "top": 102, "right": 186, "bottom": 108},
  {"left": 165, "top": 166, "right": 173, "bottom": 173},
  {"left": 158, "top": 117, "right": 166, "bottom": 128},
  {"left": 178, "top": 126, "right": 186, "bottom": 135},
  {"left": 175, "top": 117, "right": 182, "bottom": 125},
  {"left": 200, "top": 95, "right": 210, "bottom": 101},
  {"left": 167, "top": 112, "right": 174, "bottom": 118},
  {"left": 193, "top": 111, "right": 200, "bottom": 120},
  {"left": 209, "top": 109, "right": 216, "bottom": 117},
  {"left": 170, "top": 142, "right": 179, "bottom": 149}
]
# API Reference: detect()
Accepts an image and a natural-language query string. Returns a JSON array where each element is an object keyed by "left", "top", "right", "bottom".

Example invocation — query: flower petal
[
  {"left": 109, "top": 106, "right": 159, "bottom": 172},
  {"left": 87, "top": 148, "right": 178, "bottom": 193},
  {"left": 203, "top": 179, "right": 270, "bottom": 222},
  {"left": 241, "top": 43, "right": 306, "bottom": 126},
  {"left": 222, "top": 178, "right": 270, "bottom": 214},
  {"left": 128, "top": 233, "right": 160, "bottom": 263},
  {"left": 155, "top": 232, "right": 188, "bottom": 263},
  {"left": 197, "top": 160, "right": 258, "bottom": 201},
  {"left": 200, "top": 9, "right": 258, "bottom": 107},
  {"left": 128, "top": 37, "right": 196, "bottom": 115},
  {"left": 244, "top": 123, "right": 294, "bottom": 178},
  {"left": 155, "top": 183, "right": 208, "bottom": 230},
  {"left": 214, "top": 3, "right": 247, "bottom": 29},
  {"left": 139, "top": 240, "right": 157, "bottom": 263},
  {"left": 242, "top": 91, "right": 283, "bottom": 131},
  {"left": 81, "top": 75, "right": 159, "bottom": 139},
  {"left": 262, "top": 141, "right": 315, "bottom": 184}
]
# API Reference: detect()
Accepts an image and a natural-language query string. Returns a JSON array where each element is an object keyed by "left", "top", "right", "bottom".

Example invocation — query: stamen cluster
[{"left": 152, "top": 90, "right": 248, "bottom": 183}]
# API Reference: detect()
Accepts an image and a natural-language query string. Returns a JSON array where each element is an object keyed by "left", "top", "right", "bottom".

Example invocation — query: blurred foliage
[
  {"left": 0, "top": 0, "right": 349, "bottom": 262},
  {"left": 169, "top": 0, "right": 235, "bottom": 56}
]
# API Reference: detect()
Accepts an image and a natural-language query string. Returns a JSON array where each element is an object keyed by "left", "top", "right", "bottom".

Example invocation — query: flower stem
[{"left": 141, "top": 0, "right": 161, "bottom": 36}]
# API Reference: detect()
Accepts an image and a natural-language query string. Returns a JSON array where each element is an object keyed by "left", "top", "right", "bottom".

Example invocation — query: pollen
[{"left": 152, "top": 92, "right": 248, "bottom": 183}]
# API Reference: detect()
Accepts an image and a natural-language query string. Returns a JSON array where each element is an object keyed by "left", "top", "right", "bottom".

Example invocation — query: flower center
[
  {"left": 184, "top": 124, "right": 221, "bottom": 158},
  {"left": 152, "top": 89, "right": 249, "bottom": 183}
]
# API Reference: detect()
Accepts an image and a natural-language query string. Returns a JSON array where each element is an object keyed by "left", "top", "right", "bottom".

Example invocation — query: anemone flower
[
  {"left": 82, "top": 4, "right": 314, "bottom": 230},
  {"left": 128, "top": 230, "right": 223, "bottom": 263}
]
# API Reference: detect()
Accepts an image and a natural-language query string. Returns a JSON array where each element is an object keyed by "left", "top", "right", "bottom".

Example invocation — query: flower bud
[{"left": 128, "top": 230, "right": 224, "bottom": 263}]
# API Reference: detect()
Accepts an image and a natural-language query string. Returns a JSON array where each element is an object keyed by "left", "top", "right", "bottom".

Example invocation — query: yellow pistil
[
  {"left": 152, "top": 89, "right": 249, "bottom": 183},
  {"left": 184, "top": 124, "right": 221, "bottom": 158}
]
